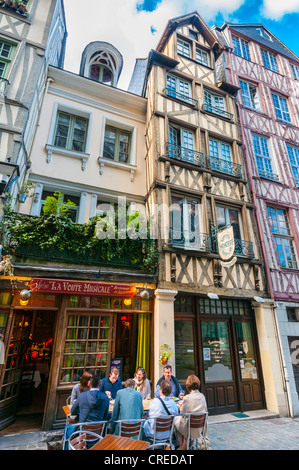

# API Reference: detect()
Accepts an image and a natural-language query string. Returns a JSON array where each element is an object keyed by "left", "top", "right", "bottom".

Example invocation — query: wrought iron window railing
[
  {"left": 165, "top": 142, "right": 206, "bottom": 168},
  {"left": 202, "top": 103, "right": 233, "bottom": 120},
  {"left": 257, "top": 169, "right": 279, "bottom": 181},
  {"left": 164, "top": 88, "right": 198, "bottom": 107},
  {"left": 165, "top": 143, "right": 243, "bottom": 179},
  {"left": 209, "top": 155, "right": 242, "bottom": 178},
  {"left": 168, "top": 228, "right": 211, "bottom": 252},
  {"left": 211, "top": 236, "right": 254, "bottom": 258}
]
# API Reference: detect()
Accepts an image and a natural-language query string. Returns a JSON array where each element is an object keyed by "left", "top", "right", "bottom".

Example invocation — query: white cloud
[
  {"left": 62, "top": 0, "right": 246, "bottom": 90},
  {"left": 262, "top": 0, "right": 299, "bottom": 19}
]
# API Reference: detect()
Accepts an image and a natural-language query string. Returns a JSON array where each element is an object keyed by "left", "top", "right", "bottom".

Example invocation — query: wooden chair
[
  {"left": 68, "top": 431, "right": 102, "bottom": 450},
  {"left": 185, "top": 412, "right": 208, "bottom": 450},
  {"left": 113, "top": 419, "right": 145, "bottom": 439},
  {"left": 81, "top": 420, "right": 107, "bottom": 439},
  {"left": 150, "top": 416, "right": 175, "bottom": 449}
]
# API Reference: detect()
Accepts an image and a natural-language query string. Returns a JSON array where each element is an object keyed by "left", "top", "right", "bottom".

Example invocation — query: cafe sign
[
  {"left": 217, "top": 225, "right": 237, "bottom": 267},
  {"left": 28, "top": 278, "right": 137, "bottom": 297}
]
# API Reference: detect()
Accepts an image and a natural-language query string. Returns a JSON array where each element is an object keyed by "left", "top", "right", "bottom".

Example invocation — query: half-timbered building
[
  {"left": 128, "top": 12, "right": 288, "bottom": 416},
  {"left": 214, "top": 22, "right": 299, "bottom": 416}
]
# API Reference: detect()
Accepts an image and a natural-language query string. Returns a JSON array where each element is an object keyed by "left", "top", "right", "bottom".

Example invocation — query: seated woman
[
  {"left": 70, "top": 371, "right": 93, "bottom": 404},
  {"left": 134, "top": 367, "right": 151, "bottom": 399},
  {"left": 174, "top": 375, "right": 209, "bottom": 450}
]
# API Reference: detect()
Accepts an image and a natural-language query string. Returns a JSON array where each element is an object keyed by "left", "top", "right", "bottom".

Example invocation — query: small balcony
[
  {"left": 168, "top": 228, "right": 211, "bottom": 252},
  {"left": 163, "top": 88, "right": 198, "bottom": 107},
  {"left": 257, "top": 169, "right": 279, "bottom": 181},
  {"left": 165, "top": 142, "right": 206, "bottom": 168},
  {"left": 164, "top": 143, "right": 243, "bottom": 179},
  {"left": 209, "top": 155, "right": 242, "bottom": 178},
  {"left": 202, "top": 103, "right": 233, "bottom": 120},
  {"left": 211, "top": 237, "right": 254, "bottom": 258},
  {"left": 0, "top": 0, "right": 28, "bottom": 17}
]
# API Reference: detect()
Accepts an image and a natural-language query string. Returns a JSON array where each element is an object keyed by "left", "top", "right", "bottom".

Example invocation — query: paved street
[{"left": 0, "top": 415, "right": 298, "bottom": 450}]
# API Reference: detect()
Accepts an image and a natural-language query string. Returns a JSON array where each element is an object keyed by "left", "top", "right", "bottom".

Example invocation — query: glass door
[
  {"left": 201, "top": 321, "right": 233, "bottom": 383},
  {"left": 235, "top": 321, "right": 258, "bottom": 381},
  {"left": 175, "top": 319, "right": 197, "bottom": 381}
]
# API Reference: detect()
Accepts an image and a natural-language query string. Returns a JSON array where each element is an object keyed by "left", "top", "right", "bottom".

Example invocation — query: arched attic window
[{"left": 89, "top": 51, "right": 117, "bottom": 86}]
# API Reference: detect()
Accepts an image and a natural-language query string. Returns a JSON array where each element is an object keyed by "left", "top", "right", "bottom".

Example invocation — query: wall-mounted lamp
[
  {"left": 123, "top": 298, "right": 132, "bottom": 306},
  {"left": 253, "top": 296, "right": 265, "bottom": 303},
  {"left": 207, "top": 293, "right": 219, "bottom": 300},
  {"left": 19, "top": 288, "right": 32, "bottom": 306},
  {"left": 140, "top": 288, "right": 150, "bottom": 300},
  {"left": 0, "top": 162, "right": 20, "bottom": 196}
]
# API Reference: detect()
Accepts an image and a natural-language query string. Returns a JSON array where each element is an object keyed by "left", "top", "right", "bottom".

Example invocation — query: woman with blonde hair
[
  {"left": 134, "top": 367, "right": 151, "bottom": 399},
  {"left": 174, "top": 375, "right": 209, "bottom": 450},
  {"left": 70, "top": 370, "right": 93, "bottom": 404}
]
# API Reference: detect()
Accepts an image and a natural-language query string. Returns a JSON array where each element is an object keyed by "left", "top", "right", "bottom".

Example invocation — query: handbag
[{"left": 158, "top": 397, "right": 172, "bottom": 415}]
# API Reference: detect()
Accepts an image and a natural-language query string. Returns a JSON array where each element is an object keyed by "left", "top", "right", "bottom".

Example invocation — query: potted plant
[
  {"left": 17, "top": 181, "right": 34, "bottom": 203},
  {"left": 17, "top": 0, "right": 26, "bottom": 13},
  {"left": 159, "top": 343, "right": 173, "bottom": 366}
]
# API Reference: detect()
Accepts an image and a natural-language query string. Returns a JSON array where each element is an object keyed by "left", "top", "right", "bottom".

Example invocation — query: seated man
[
  {"left": 144, "top": 380, "right": 179, "bottom": 441},
  {"left": 155, "top": 365, "right": 183, "bottom": 398},
  {"left": 99, "top": 367, "right": 122, "bottom": 400},
  {"left": 64, "top": 374, "right": 109, "bottom": 448},
  {"left": 110, "top": 379, "right": 144, "bottom": 437},
  {"left": 70, "top": 373, "right": 109, "bottom": 423}
]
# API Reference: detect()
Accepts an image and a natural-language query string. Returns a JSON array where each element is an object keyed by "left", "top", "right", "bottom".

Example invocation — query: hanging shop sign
[
  {"left": 217, "top": 225, "right": 237, "bottom": 268},
  {"left": 28, "top": 278, "right": 137, "bottom": 297}
]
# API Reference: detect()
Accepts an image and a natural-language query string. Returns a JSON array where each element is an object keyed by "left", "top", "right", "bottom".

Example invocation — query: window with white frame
[
  {"left": 209, "top": 138, "right": 232, "bottom": 162},
  {"left": 166, "top": 73, "right": 193, "bottom": 104},
  {"left": 252, "top": 133, "right": 278, "bottom": 181},
  {"left": 103, "top": 126, "right": 131, "bottom": 163},
  {"left": 216, "top": 204, "right": 243, "bottom": 243},
  {"left": 256, "top": 28, "right": 272, "bottom": 41},
  {"left": 239, "top": 80, "right": 261, "bottom": 110},
  {"left": 196, "top": 47, "right": 210, "bottom": 67},
  {"left": 177, "top": 38, "right": 191, "bottom": 58},
  {"left": 290, "top": 63, "right": 299, "bottom": 80},
  {"left": 171, "top": 195, "right": 203, "bottom": 250},
  {"left": 261, "top": 49, "right": 279, "bottom": 73},
  {"left": 40, "top": 190, "right": 80, "bottom": 222},
  {"left": 272, "top": 93, "right": 291, "bottom": 122},
  {"left": 204, "top": 89, "right": 231, "bottom": 118},
  {"left": 53, "top": 111, "right": 89, "bottom": 152},
  {"left": 286, "top": 144, "right": 299, "bottom": 186},
  {"left": 267, "top": 206, "right": 297, "bottom": 269},
  {"left": 232, "top": 35, "right": 251, "bottom": 61},
  {"left": 169, "top": 124, "right": 194, "bottom": 150},
  {"left": 0, "top": 38, "right": 17, "bottom": 81}
]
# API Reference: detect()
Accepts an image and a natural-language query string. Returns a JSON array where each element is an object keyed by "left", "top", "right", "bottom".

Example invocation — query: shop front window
[
  {"left": 61, "top": 314, "right": 112, "bottom": 383},
  {"left": 235, "top": 321, "right": 258, "bottom": 380},
  {"left": 175, "top": 320, "right": 195, "bottom": 381},
  {"left": 201, "top": 321, "right": 233, "bottom": 382}
]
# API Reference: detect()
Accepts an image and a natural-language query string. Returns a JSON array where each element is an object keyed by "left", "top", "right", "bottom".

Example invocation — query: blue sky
[{"left": 63, "top": 0, "right": 299, "bottom": 89}]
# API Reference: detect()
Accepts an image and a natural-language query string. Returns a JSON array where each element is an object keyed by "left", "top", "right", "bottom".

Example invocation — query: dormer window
[
  {"left": 256, "top": 28, "right": 272, "bottom": 41},
  {"left": 80, "top": 42, "right": 123, "bottom": 88},
  {"left": 89, "top": 52, "right": 116, "bottom": 85}
]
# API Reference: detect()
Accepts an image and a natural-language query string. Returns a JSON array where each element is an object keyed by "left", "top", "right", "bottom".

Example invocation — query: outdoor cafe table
[
  {"left": 63, "top": 399, "right": 156, "bottom": 417},
  {"left": 89, "top": 434, "right": 150, "bottom": 450}
]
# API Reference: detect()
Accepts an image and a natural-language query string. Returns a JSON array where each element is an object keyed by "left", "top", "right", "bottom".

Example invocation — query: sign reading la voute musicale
[{"left": 28, "top": 278, "right": 137, "bottom": 297}]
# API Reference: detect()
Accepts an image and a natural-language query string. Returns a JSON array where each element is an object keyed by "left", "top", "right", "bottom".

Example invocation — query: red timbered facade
[{"left": 214, "top": 23, "right": 299, "bottom": 416}]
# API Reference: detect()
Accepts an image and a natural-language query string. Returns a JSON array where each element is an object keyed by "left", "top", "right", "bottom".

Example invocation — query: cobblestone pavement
[
  {"left": 208, "top": 417, "right": 299, "bottom": 450},
  {"left": 0, "top": 417, "right": 298, "bottom": 450}
]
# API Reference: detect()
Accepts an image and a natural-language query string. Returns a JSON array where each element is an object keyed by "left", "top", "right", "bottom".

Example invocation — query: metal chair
[
  {"left": 147, "top": 443, "right": 171, "bottom": 450},
  {"left": 66, "top": 395, "right": 72, "bottom": 406},
  {"left": 184, "top": 412, "right": 208, "bottom": 450},
  {"left": 147, "top": 416, "right": 176, "bottom": 449},
  {"left": 68, "top": 430, "right": 102, "bottom": 450},
  {"left": 63, "top": 419, "right": 108, "bottom": 450},
  {"left": 113, "top": 418, "right": 145, "bottom": 439}
]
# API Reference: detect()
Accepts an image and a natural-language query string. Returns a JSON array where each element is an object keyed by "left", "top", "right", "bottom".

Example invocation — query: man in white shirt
[{"left": 144, "top": 380, "right": 179, "bottom": 441}]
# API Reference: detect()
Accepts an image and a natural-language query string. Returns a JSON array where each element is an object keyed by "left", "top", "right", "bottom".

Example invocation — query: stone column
[
  {"left": 154, "top": 289, "right": 178, "bottom": 389},
  {"left": 253, "top": 300, "right": 289, "bottom": 416}
]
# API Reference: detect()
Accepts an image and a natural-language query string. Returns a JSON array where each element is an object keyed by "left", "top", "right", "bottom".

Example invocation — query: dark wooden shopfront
[
  {"left": 174, "top": 296, "right": 265, "bottom": 415},
  {"left": 0, "top": 280, "right": 154, "bottom": 431}
]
